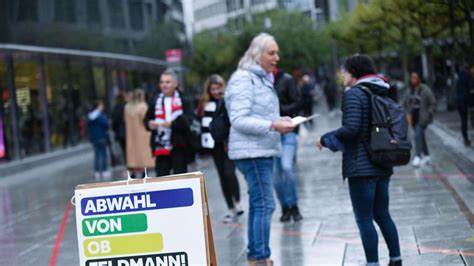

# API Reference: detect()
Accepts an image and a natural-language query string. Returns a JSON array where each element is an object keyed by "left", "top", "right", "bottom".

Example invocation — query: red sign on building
[{"left": 165, "top": 49, "right": 182, "bottom": 63}]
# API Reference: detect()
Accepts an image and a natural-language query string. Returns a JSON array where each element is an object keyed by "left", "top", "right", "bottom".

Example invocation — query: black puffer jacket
[
  {"left": 274, "top": 71, "right": 300, "bottom": 117},
  {"left": 322, "top": 77, "right": 393, "bottom": 179}
]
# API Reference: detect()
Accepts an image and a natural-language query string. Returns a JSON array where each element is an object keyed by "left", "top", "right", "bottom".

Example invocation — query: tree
[
  {"left": 185, "top": 10, "right": 332, "bottom": 85},
  {"left": 136, "top": 22, "right": 183, "bottom": 60}
]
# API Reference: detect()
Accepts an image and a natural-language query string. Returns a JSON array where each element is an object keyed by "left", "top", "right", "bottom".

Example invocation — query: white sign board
[{"left": 74, "top": 172, "right": 216, "bottom": 266}]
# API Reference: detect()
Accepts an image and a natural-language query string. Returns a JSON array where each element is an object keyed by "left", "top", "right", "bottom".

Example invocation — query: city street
[{"left": 0, "top": 107, "right": 473, "bottom": 265}]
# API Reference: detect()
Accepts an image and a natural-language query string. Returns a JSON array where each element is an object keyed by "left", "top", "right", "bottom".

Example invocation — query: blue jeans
[
  {"left": 92, "top": 140, "right": 108, "bottom": 172},
  {"left": 414, "top": 124, "right": 429, "bottom": 157},
  {"left": 235, "top": 158, "right": 275, "bottom": 260},
  {"left": 348, "top": 176, "right": 401, "bottom": 263},
  {"left": 273, "top": 132, "right": 298, "bottom": 207}
]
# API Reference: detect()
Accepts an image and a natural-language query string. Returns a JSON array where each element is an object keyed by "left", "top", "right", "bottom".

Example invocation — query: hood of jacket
[
  {"left": 354, "top": 74, "right": 390, "bottom": 95},
  {"left": 246, "top": 64, "right": 274, "bottom": 84},
  {"left": 88, "top": 110, "right": 102, "bottom": 121}
]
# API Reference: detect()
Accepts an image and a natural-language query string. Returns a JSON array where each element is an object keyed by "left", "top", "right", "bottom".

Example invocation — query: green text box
[
  {"left": 82, "top": 213, "right": 147, "bottom": 237},
  {"left": 84, "top": 233, "right": 163, "bottom": 258}
]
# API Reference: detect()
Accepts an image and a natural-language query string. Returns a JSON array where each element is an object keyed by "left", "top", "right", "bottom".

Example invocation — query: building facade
[
  {"left": 2, "top": 0, "right": 186, "bottom": 53},
  {"left": 0, "top": 0, "right": 185, "bottom": 162},
  {"left": 183, "top": 0, "right": 363, "bottom": 39}
]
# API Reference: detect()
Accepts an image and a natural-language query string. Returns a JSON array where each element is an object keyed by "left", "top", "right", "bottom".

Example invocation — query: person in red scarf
[{"left": 144, "top": 69, "right": 193, "bottom": 176}]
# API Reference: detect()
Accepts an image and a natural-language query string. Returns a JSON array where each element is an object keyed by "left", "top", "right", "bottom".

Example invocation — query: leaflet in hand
[{"left": 291, "top": 114, "right": 320, "bottom": 126}]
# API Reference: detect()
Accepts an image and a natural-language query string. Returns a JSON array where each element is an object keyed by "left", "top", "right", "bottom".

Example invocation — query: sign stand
[{"left": 74, "top": 171, "right": 216, "bottom": 266}]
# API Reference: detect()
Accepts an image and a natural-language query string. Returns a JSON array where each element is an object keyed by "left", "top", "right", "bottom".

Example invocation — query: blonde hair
[
  {"left": 238, "top": 32, "right": 276, "bottom": 69},
  {"left": 197, "top": 74, "right": 226, "bottom": 117},
  {"left": 130, "top": 88, "right": 145, "bottom": 105}
]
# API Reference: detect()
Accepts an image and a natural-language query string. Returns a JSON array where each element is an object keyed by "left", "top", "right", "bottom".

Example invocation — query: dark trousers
[
  {"left": 155, "top": 148, "right": 188, "bottom": 177},
  {"left": 348, "top": 176, "right": 401, "bottom": 263},
  {"left": 458, "top": 107, "right": 469, "bottom": 140},
  {"left": 212, "top": 142, "right": 240, "bottom": 209},
  {"left": 302, "top": 102, "right": 313, "bottom": 125},
  {"left": 117, "top": 137, "right": 126, "bottom": 163},
  {"left": 92, "top": 140, "right": 108, "bottom": 172},
  {"left": 413, "top": 123, "right": 429, "bottom": 157}
]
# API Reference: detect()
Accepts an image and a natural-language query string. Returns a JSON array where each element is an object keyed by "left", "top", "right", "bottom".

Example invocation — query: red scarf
[{"left": 153, "top": 91, "right": 183, "bottom": 156}]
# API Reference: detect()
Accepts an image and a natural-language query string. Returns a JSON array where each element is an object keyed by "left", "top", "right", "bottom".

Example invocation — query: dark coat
[
  {"left": 456, "top": 70, "right": 474, "bottom": 108},
  {"left": 112, "top": 102, "right": 126, "bottom": 140},
  {"left": 402, "top": 83, "right": 436, "bottom": 127},
  {"left": 321, "top": 85, "right": 393, "bottom": 179},
  {"left": 274, "top": 71, "right": 300, "bottom": 117},
  {"left": 144, "top": 91, "right": 194, "bottom": 154}
]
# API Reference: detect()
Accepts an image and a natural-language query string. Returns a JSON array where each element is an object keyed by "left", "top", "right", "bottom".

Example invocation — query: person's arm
[
  {"left": 171, "top": 95, "right": 193, "bottom": 132},
  {"left": 332, "top": 89, "right": 363, "bottom": 142},
  {"left": 426, "top": 86, "right": 437, "bottom": 114}
]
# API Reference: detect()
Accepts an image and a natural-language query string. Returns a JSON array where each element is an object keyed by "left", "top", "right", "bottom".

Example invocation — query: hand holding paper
[{"left": 291, "top": 114, "right": 320, "bottom": 126}]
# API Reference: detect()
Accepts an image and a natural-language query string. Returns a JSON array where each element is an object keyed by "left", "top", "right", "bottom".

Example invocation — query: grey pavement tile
[
  {"left": 418, "top": 238, "right": 474, "bottom": 255},
  {"left": 400, "top": 253, "right": 466, "bottom": 265},
  {"left": 414, "top": 222, "right": 473, "bottom": 242},
  {"left": 461, "top": 248, "right": 474, "bottom": 266}
]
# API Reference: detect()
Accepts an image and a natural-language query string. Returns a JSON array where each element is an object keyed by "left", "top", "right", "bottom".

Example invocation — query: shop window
[{"left": 13, "top": 63, "right": 45, "bottom": 157}]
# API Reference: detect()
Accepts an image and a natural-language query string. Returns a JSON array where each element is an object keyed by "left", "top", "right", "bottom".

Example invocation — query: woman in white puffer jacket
[{"left": 225, "top": 32, "right": 294, "bottom": 266}]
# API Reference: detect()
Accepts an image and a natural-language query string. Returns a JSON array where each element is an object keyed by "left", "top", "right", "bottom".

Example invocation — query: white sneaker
[
  {"left": 412, "top": 156, "right": 421, "bottom": 167},
  {"left": 421, "top": 156, "right": 431, "bottom": 166},
  {"left": 94, "top": 172, "right": 101, "bottom": 180},
  {"left": 102, "top": 171, "right": 111, "bottom": 180},
  {"left": 222, "top": 211, "right": 236, "bottom": 223}
]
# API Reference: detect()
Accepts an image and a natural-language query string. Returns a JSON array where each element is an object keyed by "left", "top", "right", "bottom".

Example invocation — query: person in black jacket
[
  {"left": 197, "top": 74, "right": 243, "bottom": 223},
  {"left": 273, "top": 69, "right": 303, "bottom": 222},
  {"left": 112, "top": 92, "right": 127, "bottom": 163},
  {"left": 144, "top": 69, "right": 193, "bottom": 176},
  {"left": 300, "top": 75, "right": 315, "bottom": 126},
  {"left": 456, "top": 63, "right": 474, "bottom": 146},
  {"left": 316, "top": 54, "right": 402, "bottom": 266}
]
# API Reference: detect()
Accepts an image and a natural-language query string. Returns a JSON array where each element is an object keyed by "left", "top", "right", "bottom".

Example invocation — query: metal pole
[
  {"left": 64, "top": 59, "right": 75, "bottom": 146},
  {"left": 5, "top": 53, "right": 21, "bottom": 159},
  {"left": 38, "top": 56, "right": 51, "bottom": 152},
  {"left": 103, "top": 65, "right": 113, "bottom": 115}
]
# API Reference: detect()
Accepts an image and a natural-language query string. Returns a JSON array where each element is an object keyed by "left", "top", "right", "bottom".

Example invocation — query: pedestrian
[
  {"left": 316, "top": 54, "right": 402, "bottom": 266},
  {"left": 87, "top": 100, "right": 111, "bottom": 179},
  {"left": 225, "top": 32, "right": 295, "bottom": 266},
  {"left": 197, "top": 74, "right": 244, "bottom": 223},
  {"left": 300, "top": 75, "right": 315, "bottom": 126},
  {"left": 272, "top": 69, "right": 303, "bottom": 222},
  {"left": 456, "top": 63, "right": 474, "bottom": 146},
  {"left": 403, "top": 71, "right": 436, "bottom": 167},
  {"left": 144, "top": 69, "right": 193, "bottom": 177},
  {"left": 112, "top": 91, "right": 127, "bottom": 163},
  {"left": 125, "top": 89, "right": 155, "bottom": 178}
]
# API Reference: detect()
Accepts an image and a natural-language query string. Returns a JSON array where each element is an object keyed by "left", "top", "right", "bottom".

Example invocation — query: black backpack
[
  {"left": 209, "top": 99, "right": 230, "bottom": 143},
  {"left": 360, "top": 86, "right": 412, "bottom": 167}
]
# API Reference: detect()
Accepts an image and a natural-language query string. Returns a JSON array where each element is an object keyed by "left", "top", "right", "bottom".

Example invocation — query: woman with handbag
[{"left": 197, "top": 74, "right": 243, "bottom": 223}]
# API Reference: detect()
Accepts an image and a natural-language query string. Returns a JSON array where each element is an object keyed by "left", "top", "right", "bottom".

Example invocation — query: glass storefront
[
  {"left": 0, "top": 46, "right": 166, "bottom": 163},
  {"left": 14, "top": 62, "right": 45, "bottom": 157}
]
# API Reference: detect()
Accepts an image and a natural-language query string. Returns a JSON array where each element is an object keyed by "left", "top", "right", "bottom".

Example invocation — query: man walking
[{"left": 273, "top": 69, "right": 303, "bottom": 222}]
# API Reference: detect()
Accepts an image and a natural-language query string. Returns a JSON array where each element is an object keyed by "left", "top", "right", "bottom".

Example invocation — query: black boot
[
  {"left": 388, "top": 260, "right": 402, "bottom": 266},
  {"left": 291, "top": 205, "right": 303, "bottom": 222},
  {"left": 279, "top": 206, "right": 291, "bottom": 222}
]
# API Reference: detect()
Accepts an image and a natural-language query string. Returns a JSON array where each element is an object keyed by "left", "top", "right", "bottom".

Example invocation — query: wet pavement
[{"left": 0, "top": 108, "right": 473, "bottom": 265}]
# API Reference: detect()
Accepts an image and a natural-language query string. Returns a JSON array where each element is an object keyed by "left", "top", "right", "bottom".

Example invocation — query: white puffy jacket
[{"left": 225, "top": 66, "right": 281, "bottom": 160}]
